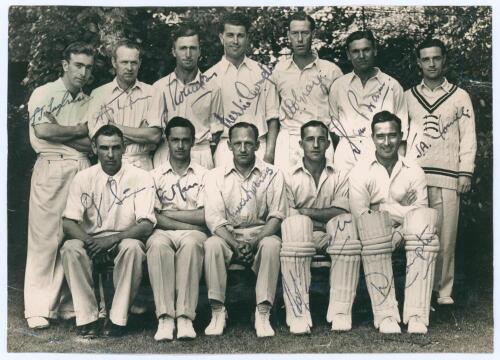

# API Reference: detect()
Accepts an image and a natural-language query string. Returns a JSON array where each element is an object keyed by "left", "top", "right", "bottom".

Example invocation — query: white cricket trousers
[
  {"left": 60, "top": 238, "right": 145, "bottom": 326},
  {"left": 204, "top": 227, "right": 281, "bottom": 305},
  {"left": 24, "top": 154, "right": 89, "bottom": 319},
  {"left": 146, "top": 229, "right": 206, "bottom": 320},
  {"left": 428, "top": 186, "right": 460, "bottom": 299}
]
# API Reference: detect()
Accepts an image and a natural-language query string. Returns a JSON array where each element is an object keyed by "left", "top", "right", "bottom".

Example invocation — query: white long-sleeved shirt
[
  {"left": 405, "top": 79, "right": 477, "bottom": 190},
  {"left": 349, "top": 153, "right": 428, "bottom": 224}
]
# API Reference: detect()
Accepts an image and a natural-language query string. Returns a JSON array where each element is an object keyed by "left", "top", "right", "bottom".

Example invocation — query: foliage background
[{"left": 7, "top": 6, "right": 492, "bottom": 285}]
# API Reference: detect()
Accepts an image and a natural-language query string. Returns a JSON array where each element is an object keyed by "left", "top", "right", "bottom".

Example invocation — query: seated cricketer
[
  {"left": 281, "top": 120, "right": 357, "bottom": 334},
  {"left": 147, "top": 117, "right": 208, "bottom": 341},
  {"left": 203, "top": 122, "right": 286, "bottom": 338},
  {"left": 349, "top": 111, "right": 439, "bottom": 334},
  {"left": 61, "top": 124, "right": 156, "bottom": 338}
]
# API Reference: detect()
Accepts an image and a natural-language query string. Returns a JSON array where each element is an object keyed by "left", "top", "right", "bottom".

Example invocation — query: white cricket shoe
[
  {"left": 379, "top": 317, "right": 401, "bottom": 334},
  {"left": 205, "top": 306, "right": 227, "bottom": 336},
  {"left": 289, "top": 318, "right": 311, "bottom": 335},
  {"left": 177, "top": 317, "right": 196, "bottom": 339},
  {"left": 255, "top": 308, "right": 275, "bottom": 338},
  {"left": 437, "top": 296, "right": 454, "bottom": 305},
  {"left": 408, "top": 316, "right": 428, "bottom": 334},
  {"left": 331, "top": 315, "right": 352, "bottom": 332},
  {"left": 154, "top": 316, "right": 175, "bottom": 341},
  {"left": 27, "top": 316, "right": 50, "bottom": 329}
]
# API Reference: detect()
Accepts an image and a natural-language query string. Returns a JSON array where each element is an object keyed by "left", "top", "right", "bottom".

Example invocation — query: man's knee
[
  {"left": 258, "top": 236, "right": 281, "bottom": 256},
  {"left": 204, "top": 235, "right": 225, "bottom": 254},
  {"left": 118, "top": 238, "right": 146, "bottom": 258},
  {"left": 146, "top": 231, "right": 173, "bottom": 255},
  {"left": 60, "top": 239, "right": 87, "bottom": 259},
  {"left": 181, "top": 231, "right": 206, "bottom": 251}
]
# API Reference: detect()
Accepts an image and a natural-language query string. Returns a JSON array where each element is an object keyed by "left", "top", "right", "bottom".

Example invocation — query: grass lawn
[{"left": 7, "top": 262, "right": 493, "bottom": 354}]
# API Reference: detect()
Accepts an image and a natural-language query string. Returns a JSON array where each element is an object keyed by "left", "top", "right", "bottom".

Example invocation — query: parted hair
[
  {"left": 228, "top": 122, "right": 259, "bottom": 142},
  {"left": 288, "top": 11, "right": 316, "bottom": 31},
  {"left": 371, "top": 111, "right": 402, "bottom": 134},
  {"left": 93, "top": 124, "right": 124, "bottom": 143},
  {"left": 416, "top": 38, "right": 447, "bottom": 58},
  {"left": 62, "top": 41, "right": 95, "bottom": 61},
  {"left": 112, "top": 39, "right": 142, "bottom": 59},
  {"left": 172, "top": 23, "right": 200, "bottom": 44},
  {"left": 300, "top": 120, "right": 329, "bottom": 139},
  {"left": 165, "top": 116, "right": 196, "bottom": 141},
  {"left": 346, "top": 30, "right": 377, "bottom": 50},
  {"left": 219, "top": 12, "right": 251, "bottom": 33}
]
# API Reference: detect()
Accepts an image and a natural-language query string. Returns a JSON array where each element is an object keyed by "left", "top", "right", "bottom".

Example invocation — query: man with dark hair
[
  {"left": 205, "top": 12, "right": 279, "bottom": 167},
  {"left": 149, "top": 24, "right": 223, "bottom": 170},
  {"left": 280, "top": 120, "right": 356, "bottom": 334},
  {"left": 61, "top": 124, "right": 156, "bottom": 338},
  {"left": 86, "top": 40, "right": 161, "bottom": 170},
  {"left": 329, "top": 30, "right": 407, "bottom": 172},
  {"left": 25, "top": 41, "right": 94, "bottom": 329},
  {"left": 146, "top": 117, "right": 208, "bottom": 341},
  {"left": 406, "top": 38, "right": 476, "bottom": 306},
  {"left": 349, "top": 111, "right": 439, "bottom": 334},
  {"left": 270, "top": 11, "right": 342, "bottom": 169},
  {"left": 203, "top": 122, "right": 286, "bottom": 337}
]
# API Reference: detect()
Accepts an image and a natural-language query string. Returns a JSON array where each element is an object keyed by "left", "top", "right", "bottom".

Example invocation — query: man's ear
[
  {"left": 62, "top": 60, "right": 69, "bottom": 73},
  {"left": 254, "top": 139, "right": 260, "bottom": 151},
  {"left": 111, "top": 56, "right": 117, "bottom": 70},
  {"left": 219, "top": 33, "right": 224, "bottom": 47},
  {"left": 91, "top": 140, "right": 97, "bottom": 155}
]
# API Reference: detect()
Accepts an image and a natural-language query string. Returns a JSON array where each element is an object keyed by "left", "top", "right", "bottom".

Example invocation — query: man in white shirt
[
  {"left": 147, "top": 117, "right": 208, "bottom": 341},
  {"left": 271, "top": 11, "right": 343, "bottom": 169},
  {"left": 86, "top": 40, "right": 162, "bottom": 170},
  {"left": 25, "top": 42, "right": 94, "bottom": 329},
  {"left": 329, "top": 30, "right": 407, "bottom": 172},
  {"left": 149, "top": 24, "right": 223, "bottom": 169},
  {"left": 349, "top": 111, "right": 439, "bottom": 334},
  {"left": 205, "top": 13, "right": 280, "bottom": 167},
  {"left": 61, "top": 125, "right": 156, "bottom": 338}
]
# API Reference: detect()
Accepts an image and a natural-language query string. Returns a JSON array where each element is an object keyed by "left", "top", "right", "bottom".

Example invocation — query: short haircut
[
  {"left": 228, "top": 122, "right": 259, "bottom": 142},
  {"left": 300, "top": 120, "right": 329, "bottom": 139},
  {"left": 346, "top": 30, "right": 376, "bottom": 50},
  {"left": 219, "top": 12, "right": 251, "bottom": 34},
  {"left": 288, "top": 11, "right": 316, "bottom": 32},
  {"left": 371, "top": 111, "right": 402, "bottom": 134},
  {"left": 62, "top": 41, "right": 95, "bottom": 61},
  {"left": 165, "top": 116, "right": 196, "bottom": 141},
  {"left": 112, "top": 39, "right": 142, "bottom": 60},
  {"left": 172, "top": 23, "right": 200, "bottom": 45},
  {"left": 93, "top": 124, "right": 124, "bottom": 143},
  {"left": 416, "top": 38, "right": 447, "bottom": 58}
]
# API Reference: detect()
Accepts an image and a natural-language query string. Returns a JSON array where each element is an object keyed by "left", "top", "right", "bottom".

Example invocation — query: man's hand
[
  {"left": 84, "top": 235, "right": 119, "bottom": 259},
  {"left": 43, "top": 111, "right": 59, "bottom": 124},
  {"left": 237, "top": 242, "right": 255, "bottom": 265},
  {"left": 401, "top": 189, "right": 417, "bottom": 206},
  {"left": 458, "top": 176, "right": 472, "bottom": 194},
  {"left": 298, "top": 208, "right": 313, "bottom": 217}
]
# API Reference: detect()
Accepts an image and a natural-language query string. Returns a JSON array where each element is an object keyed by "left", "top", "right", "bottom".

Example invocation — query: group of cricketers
[{"left": 24, "top": 11, "right": 477, "bottom": 341}]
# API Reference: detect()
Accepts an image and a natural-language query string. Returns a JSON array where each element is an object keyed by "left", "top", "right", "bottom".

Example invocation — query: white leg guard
[
  {"left": 357, "top": 211, "right": 400, "bottom": 328},
  {"left": 280, "top": 215, "right": 316, "bottom": 334},
  {"left": 325, "top": 214, "right": 361, "bottom": 331},
  {"left": 402, "top": 208, "right": 440, "bottom": 326}
]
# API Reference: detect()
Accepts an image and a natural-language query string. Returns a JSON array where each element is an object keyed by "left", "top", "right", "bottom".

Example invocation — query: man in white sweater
[{"left": 405, "top": 38, "right": 477, "bottom": 306}]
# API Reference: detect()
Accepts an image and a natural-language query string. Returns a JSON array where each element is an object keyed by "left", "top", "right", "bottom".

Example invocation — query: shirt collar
[
  {"left": 368, "top": 152, "right": 411, "bottom": 169},
  {"left": 221, "top": 55, "right": 250, "bottom": 73},
  {"left": 170, "top": 69, "right": 203, "bottom": 85},
  {"left": 56, "top": 77, "right": 86, "bottom": 100},
  {"left": 285, "top": 55, "right": 320, "bottom": 71},
  {"left": 111, "top": 77, "right": 142, "bottom": 93},
  {"left": 349, "top": 67, "right": 382, "bottom": 84},
  {"left": 292, "top": 157, "right": 334, "bottom": 174},
  {"left": 224, "top": 157, "right": 266, "bottom": 177},
  {"left": 161, "top": 160, "right": 198, "bottom": 176},
  {"left": 98, "top": 162, "right": 126, "bottom": 182},
  {"left": 418, "top": 78, "right": 452, "bottom": 93}
]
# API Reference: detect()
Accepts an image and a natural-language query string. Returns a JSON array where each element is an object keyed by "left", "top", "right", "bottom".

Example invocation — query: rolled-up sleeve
[
  {"left": 265, "top": 169, "right": 287, "bottom": 222},
  {"left": 209, "top": 87, "right": 224, "bottom": 134},
  {"left": 63, "top": 173, "right": 86, "bottom": 223},
  {"left": 332, "top": 168, "right": 350, "bottom": 212},
  {"left": 328, "top": 82, "right": 341, "bottom": 135},
  {"left": 264, "top": 67, "right": 280, "bottom": 121},
  {"left": 204, "top": 170, "right": 230, "bottom": 233},
  {"left": 134, "top": 174, "right": 157, "bottom": 227}
]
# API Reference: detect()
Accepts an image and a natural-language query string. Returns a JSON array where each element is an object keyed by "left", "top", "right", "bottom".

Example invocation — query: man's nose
[
  {"left": 107, "top": 149, "right": 114, "bottom": 158},
  {"left": 186, "top": 48, "right": 192, "bottom": 57},
  {"left": 383, "top": 136, "right": 390, "bottom": 145},
  {"left": 313, "top": 138, "right": 320, "bottom": 148}
]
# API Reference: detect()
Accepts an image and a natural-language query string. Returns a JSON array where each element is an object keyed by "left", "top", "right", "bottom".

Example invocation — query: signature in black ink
[
  {"left": 107, "top": 178, "right": 147, "bottom": 212},
  {"left": 117, "top": 95, "right": 152, "bottom": 111},
  {"left": 282, "top": 259, "right": 310, "bottom": 317},
  {"left": 81, "top": 192, "right": 103, "bottom": 228},
  {"left": 30, "top": 92, "right": 91, "bottom": 125},
  {"left": 157, "top": 181, "right": 199, "bottom": 203},
  {"left": 329, "top": 118, "right": 362, "bottom": 160},
  {"left": 364, "top": 271, "right": 394, "bottom": 306},
  {"left": 214, "top": 64, "right": 273, "bottom": 128},
  {"left": 281, "top": 74, "right": 328, "bottom": 120},
  {"left": 168, "top": 72, "right": 217, "bottom": 111},
  {"left": 226, "top": 167, "right": 274, "bottom": 218},
  {"left": 347, "top": 82, "right": 389, "bottom": 122}
]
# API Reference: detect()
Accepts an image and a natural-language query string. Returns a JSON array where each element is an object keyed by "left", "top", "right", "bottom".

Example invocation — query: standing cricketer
[
  {"left": 349, "top": 111, "right": 439, "bottom": 334},
  {"left": 271, "top": 11, "right": 343, "bottom": 169},
  {"left": 205, "top": 12, "right": 280, "bottom": 167},
  {"left": 147, "top": 117, "right": 208, "bottom": 341},
  {"left": 86, "top": 40, "right": 161, "bottom": 170},
  {"left": 203, "top": 122, "right": 286, "bottom": 337},
  {"left": 61, "top": 124, "right": 156, "bottom": 338},
  {"left": 149, "top": 24, "right": 223, "bottom": 169},
  {"left": 329, "top": 30, "right": 407, "bottom": 172},
  {"left": 406, "top": 39, "right": 477, "bottom": 305},
  {"left": 25, "top": 42, "right": 94, "bottom": 329},
  {"left": 281, "top": 120, "right": 357, "bottom": 334}
]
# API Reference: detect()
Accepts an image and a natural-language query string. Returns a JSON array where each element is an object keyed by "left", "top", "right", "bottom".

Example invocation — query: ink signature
[
  {"left": 30, "top": 92, "right": 91, "bottom": 125},
  {"left": 282, "top": 259, "right": 311, "bottom": 317},
  {"left": 107, "top": 178, "right": 148, "bottom": 212},
  {"left": 156, "top": 181, "right": 199, "bottom": 203},
  {"left": 117, "top": 95, "right": 152, "bottom": 111},
  {"left": 168, "top": 72, "right": 217, "bottom": 111},
  {"left": 281, "top": 74, "right": 329, "bottom": 120},
  {"left": 81, "top": 192, "right": 103, "bottom": 228}
]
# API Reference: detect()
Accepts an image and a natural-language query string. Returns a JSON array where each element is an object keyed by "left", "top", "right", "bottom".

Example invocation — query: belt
[{"left": 38, "top": 153, "right": 88, "bottom": 160}]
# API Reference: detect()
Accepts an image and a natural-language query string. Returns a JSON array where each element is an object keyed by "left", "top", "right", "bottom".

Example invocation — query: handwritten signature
[
  {"left": 81, "top": 192, "right": 103, "bottom": 228},
  {"left": 347, "top": 82, "right": 389, "bottom": 122},
  {"left": 168, "top": 72, "right": 217, "bottom": 111},
  {"left": 282, "top": 258, "right": 311, "bottom": 317},
  {"left": 30, "top": 92, "right": 91, "bottom": 125},
  {"left": 156, "top": 181, "right": 199, "bottom": 204},
  {"left": 226, "top": 167, "right": 274, "bottom": 218},
  {"left": 281, "top": 74, "right": 329, "bottom": 120},
  {"left": 214, "top": 63, "right": 273, "bottom": 128}
]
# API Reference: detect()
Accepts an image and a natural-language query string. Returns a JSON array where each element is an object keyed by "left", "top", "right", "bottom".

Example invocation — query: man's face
[
  {"left": 112, "top": 46, "right": 141, "bottom": 87},
  {"left": 288, "top": 20, "right": 314, "bottom": 57},
  {"left": 219, "top": 24, "right": 248, "bottom": 61},
  {"left": 372, "top": 121, "right": 402, "bottom": 162},
  {"left": 93, "top": 134, "right": 125, "bottom": 176},
  {"left": 347, "top": 38, "right": 377, "bottom": 73},
  {"left": 417, "top": 46, "right": 446, "bottom": 81},
  {"left": 173, "top": 35, "right": 200, "bottom": 72},
  {"left": 62, "top": 53, "right": 94, "bottom": 91},
  {"left": 300, "top": 125, "right": 330, "bottom": 162},
  {"left": 228, "top": 127, "right": 259, "bottom": 168},
  {"left": 166, "top": 126, "right": 194, "bottom": 163}
]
